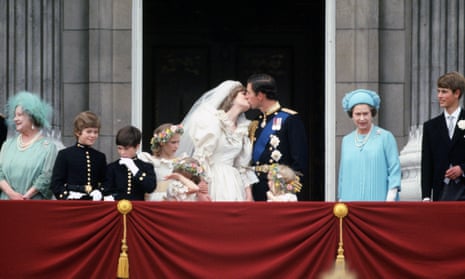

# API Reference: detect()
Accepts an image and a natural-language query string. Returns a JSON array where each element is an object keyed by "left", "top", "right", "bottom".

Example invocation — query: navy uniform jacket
[
  {"left": 51, "top": 143, "right": 107, "bottom": 199},
  {"left": 104, "top": 158, "right": 156, "bottom": 201},
  {"left": 249, "top": 106, "right": 309, "bottom": 201},
  {"left": 422, "top": 109, "right": 465, "bottom": 201}
]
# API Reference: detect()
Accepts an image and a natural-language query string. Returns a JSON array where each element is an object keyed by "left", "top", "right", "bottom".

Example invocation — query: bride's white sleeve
[
  {"left": 190, "top": 110, "right": 220, "bottom": 183},
  {"left": 234, "top": 134, "right": 259, "bottom": 187}
]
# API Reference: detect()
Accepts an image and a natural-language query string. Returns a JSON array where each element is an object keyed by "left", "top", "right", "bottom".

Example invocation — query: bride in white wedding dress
[{"left": 177, "top": 80, "right": 258, "bottom": 201}]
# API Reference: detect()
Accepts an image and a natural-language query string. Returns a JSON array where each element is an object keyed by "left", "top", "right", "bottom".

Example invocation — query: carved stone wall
[
  {"left": 410, "top": 0, "right": 465, "bottom": 124},
  {"left": 399, "top": 0, "right": 465, "bottom": 200},
  {"left": 0, "top": 0, "right": 61, "bottom": 128}
]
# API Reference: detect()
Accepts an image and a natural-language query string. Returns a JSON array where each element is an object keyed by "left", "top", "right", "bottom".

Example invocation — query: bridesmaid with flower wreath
[
  {"left": 138, "top": 123, "right": 184, "bottom": 201},
  {"left": 165, "top": 157, "right": 211, "bottom": 201},
  {"left": 266, "top": 163, "right": 302, "bottom": 202}
]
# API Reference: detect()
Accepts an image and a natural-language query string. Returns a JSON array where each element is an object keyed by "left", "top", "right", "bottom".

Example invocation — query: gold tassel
[
  {"left": 117, "top": 200, "right": 133, "bottom": 279},
  {"left": 117, "top": 239, "right": 129, "bottom": 278}
]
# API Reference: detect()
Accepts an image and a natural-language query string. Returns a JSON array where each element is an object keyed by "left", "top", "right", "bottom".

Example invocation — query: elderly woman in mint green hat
[
  {"left": 338, "top": 89, "right": 401, "bottom": 201},
  {"left": 0, "top": 91, "right": 58, "bottom": 200}
]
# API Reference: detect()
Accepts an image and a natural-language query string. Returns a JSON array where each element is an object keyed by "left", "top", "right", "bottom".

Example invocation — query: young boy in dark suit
[{"left": 104, "top": 125, "right": 156, "bottom": 201}]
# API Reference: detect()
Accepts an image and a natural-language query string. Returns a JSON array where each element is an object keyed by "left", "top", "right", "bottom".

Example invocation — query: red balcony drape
[{"left": 1, "top": 201, "right": 465, "bottom": 279}]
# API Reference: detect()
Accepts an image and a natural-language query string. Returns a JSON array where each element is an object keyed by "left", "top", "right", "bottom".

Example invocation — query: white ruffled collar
[
  {"left": 139, "top": 152, "right": 175, "bottom": 168},
  {"left": 216, "top": 110, "right": 249, "bottom": 137}
]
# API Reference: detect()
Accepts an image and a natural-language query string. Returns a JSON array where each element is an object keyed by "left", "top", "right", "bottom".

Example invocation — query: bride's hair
[{"left": 218, "top": 84, "right": 245, "bottom": 112}]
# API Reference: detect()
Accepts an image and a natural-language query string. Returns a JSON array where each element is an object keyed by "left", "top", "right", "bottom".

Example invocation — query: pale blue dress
[
  {"left": 338, "top": 126, "right": 401, "bottom": 201},
  {"left": 0, "top": 135, "right": 58, "bottom": 200}
]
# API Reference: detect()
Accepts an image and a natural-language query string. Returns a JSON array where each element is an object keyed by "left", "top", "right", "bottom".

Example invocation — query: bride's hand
[{"left": 245, "top": 186, "right": 254, "bottom": 201}]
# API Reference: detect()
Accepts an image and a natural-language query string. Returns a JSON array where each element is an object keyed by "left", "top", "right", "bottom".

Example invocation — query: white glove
[
  {"left": 103, "top": 195, "right": 115, "bottom": 201},
  {"left": 386, "top": 187, "right": 399, "bottom": 201},
  {"left": 119, "top": 158, "right": 139, "bottom": 175},
  {"left": 68, "top": 191, "right": 85, "bottom": 200},
  {"left": 89, "top": 189, "right": 102, "bottom": 201}
]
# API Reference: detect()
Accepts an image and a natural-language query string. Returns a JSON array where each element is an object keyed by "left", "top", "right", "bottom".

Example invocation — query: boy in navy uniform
[
  {"left": 51, "top": 111, "right": 107, "bottom": 200},
  {"left": 104, "top": 125, "right": 156, "bottom": 200}
]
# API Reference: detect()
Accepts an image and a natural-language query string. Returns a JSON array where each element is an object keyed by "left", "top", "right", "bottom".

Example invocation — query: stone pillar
[
  {"left": 62, "top": 0, "right": 90, "bottom": 145},
  {"left": 88, "top": 0, "right": 132, "bottom": 159},
  {"left": 62, "top": 0, "right": 132, "bottom": 160},
  {"left": 0, "top": 0, "right": 61, "bottom": 128}
]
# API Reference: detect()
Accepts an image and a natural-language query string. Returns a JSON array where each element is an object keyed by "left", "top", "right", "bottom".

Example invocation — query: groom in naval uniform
[
  {"left": 422, "top": 71, "right": 465, "bottom": 201},
  {"left": 245, "top": 73, "right": 308, "bottom": 201}
]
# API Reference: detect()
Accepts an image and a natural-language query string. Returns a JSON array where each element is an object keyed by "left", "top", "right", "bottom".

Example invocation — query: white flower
[
  {"left": 269, "top": 135, "right": 280, "bottom": 148},
  {"left": 271, "top": 150, "right": 282, "bottom": 162},
  {"left": 458, "top": 120, "right": 465, "bottom": 130}
]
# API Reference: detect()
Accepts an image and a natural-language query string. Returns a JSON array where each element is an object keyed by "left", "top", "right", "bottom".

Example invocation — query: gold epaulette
[
  {"left": 248, "top": 120, "right": 259, "bottom": 142},
  {"left": 281, "top": 108, "right": 297, "bottom": 115}
]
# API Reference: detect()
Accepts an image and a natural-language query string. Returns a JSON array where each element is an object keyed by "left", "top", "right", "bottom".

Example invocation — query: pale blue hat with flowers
[{"left": 342, "top": 89, "right": 381, "bottom": 112}]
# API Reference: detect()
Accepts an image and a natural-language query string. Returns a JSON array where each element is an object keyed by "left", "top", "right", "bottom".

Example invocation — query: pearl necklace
[
  {"left": 354, "top": 124, "right": 372, "bottom": 148},
  {"left": 17, "top": 131, "right": 42, "bottom": 151}
]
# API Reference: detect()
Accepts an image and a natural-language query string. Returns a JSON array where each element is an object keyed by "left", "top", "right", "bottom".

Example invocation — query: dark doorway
[{"left": 143, "top": 1, "right": 325, "bottom": 201}]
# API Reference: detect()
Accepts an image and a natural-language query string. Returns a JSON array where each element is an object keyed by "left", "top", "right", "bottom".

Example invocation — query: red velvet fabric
[
  {"left": 0, "top": 200, "right": 121, "bottom": 278},
  {"left": 344, "top": 202, "right": 465, "bottom": 279},
  {"left": 1, "top": 201, "right": 465, "bottom": 278},
  {"left": 128, "top": 202, "right": 336, "bottom": 279}
]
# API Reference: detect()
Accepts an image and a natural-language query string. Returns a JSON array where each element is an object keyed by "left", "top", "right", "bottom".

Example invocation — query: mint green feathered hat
[{"left": 6, "top": 91, "right": 53, "bottom": 128}]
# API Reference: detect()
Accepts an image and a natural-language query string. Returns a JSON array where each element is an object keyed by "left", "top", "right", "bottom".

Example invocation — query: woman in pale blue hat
[
  {"left": 338, "top": 89, "right": 401, "bottom": 201},
  {"left": 0, "top": 91, "right": 58, "bottom": 200}
]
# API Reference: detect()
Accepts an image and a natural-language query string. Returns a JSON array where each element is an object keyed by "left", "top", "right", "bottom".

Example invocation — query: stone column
[
  {"left": 88, "top": 0, "right": 132, "bottom": 159},
  {"left": 62, "top": 0, "right": 132, "bottom": 159}
]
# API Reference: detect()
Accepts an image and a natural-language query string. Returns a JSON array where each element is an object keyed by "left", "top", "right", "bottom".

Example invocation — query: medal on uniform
[{"left": 272, "top": 117, "right": 282, "bottom": 130}]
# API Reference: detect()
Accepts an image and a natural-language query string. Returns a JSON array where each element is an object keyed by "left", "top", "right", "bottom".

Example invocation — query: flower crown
[
  {"left": 268, "top": 164, "right": 302, "bottom": 194},
  {"left": 150, "top": 124, "right": 184, "bottom": 150},
  {"left": 173, "top": 158, "right": 205, "bottom": 178}
]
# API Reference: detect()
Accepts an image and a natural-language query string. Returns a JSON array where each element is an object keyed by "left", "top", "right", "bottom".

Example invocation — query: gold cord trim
[
  {"left": 321, "top": 203, "right": 357, "bottom": 279},
  {"left": 117, "top": 200, "right": 133, "bottom": 278}
]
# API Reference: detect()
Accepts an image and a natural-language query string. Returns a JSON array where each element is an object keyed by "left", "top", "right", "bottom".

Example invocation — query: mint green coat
[{"left": 0, "top": 135, "right": 57, "bottom": 199}]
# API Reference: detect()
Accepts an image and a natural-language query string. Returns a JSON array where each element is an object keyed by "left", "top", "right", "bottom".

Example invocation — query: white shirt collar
[{"left": 445, "top": 107, "right": 461, "bottom": 119}]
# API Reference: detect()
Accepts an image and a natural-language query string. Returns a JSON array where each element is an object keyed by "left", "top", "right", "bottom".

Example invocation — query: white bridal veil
[{"left": 176, "top": 80, "right": 243, "bottom": 157}]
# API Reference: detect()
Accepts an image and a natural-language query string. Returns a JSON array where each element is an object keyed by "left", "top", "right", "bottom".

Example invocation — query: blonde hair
[{"left": 150, "top": 123, "right": 183, "bottom": 156}]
